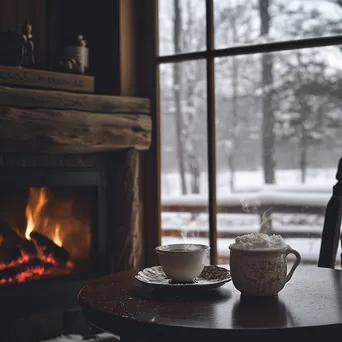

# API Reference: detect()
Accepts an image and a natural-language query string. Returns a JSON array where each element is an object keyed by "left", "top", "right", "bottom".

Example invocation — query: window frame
[{"left": 142, "top": 0, "right": 342, "bottom": 266}]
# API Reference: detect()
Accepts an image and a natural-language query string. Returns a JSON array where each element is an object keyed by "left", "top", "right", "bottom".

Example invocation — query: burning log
[
  {"left": 30, "top": 232, "right": 70, "bottom": 266},
  {"left": 0, "top": 220, "right": 37, "bottom": 257},
  {"left": 0, "top": 221, "right": 22, "bottom": 246},
  {"left": 0, "top": 257, "right": 54, "bottom": 280},
  {"left": 19, "top": 239, "right": 37, "bottom": 257},
  {"left": 0, "top": 245, "right": 21, "bottom": 264}
]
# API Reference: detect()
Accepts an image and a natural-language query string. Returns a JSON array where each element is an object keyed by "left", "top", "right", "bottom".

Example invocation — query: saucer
[{"left": 135, "top": 265, "right": 231, "bottom": 291}]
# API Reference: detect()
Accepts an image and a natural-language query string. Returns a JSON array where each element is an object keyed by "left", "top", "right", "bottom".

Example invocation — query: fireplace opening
[{"left": 0, "top": 186, "right": 95, "bottom": 285}]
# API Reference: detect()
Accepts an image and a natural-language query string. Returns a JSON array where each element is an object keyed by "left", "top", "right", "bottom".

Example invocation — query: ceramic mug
[
  {"left": 155, "top": 243, "right": 210, "bottom": 282},
  {"left": 229, "top": 244, "right": 301, "bottom": 296}
]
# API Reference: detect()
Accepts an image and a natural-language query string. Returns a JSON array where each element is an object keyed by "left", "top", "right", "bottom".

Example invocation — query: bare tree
[
  {"left": 181, "top": 0, "right": 202, "bottom": 194},
  {"left": 171, "top": 0, "right": 205, "bottom": 194},
  {"left": 273, "top": 2, "right": 342, "bottom": 182},
  {"left": 259, "top": 0, "right": 276, "bottom": 184},
  {"left": 215, "top": 1, "right": 259, "bottom": 191},
  {"left": 276, "top": 49, "right": 340, "bottom": 183},
  {"left": 218, "top": 8, "right": 240, "bottom": 192}
]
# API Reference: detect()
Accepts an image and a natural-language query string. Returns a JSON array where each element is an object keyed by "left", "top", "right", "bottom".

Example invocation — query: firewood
[
  {"left": 0, "top": 221, "right": 22, "bottom": 246},
  {"left": 0, "top": 257, "right": 54, "bottom": 280},
  {"left": 0, "top": 221, "right": 37, "bottom": 257},
  {"left": 0, "top": 246, "right": 21, "bottom": 264},
  {"left": 19, "top": 239, "right": 37, "bottom": 257},
  {"left": 30, "top": 232, "right": 70, "bottom": 265}
]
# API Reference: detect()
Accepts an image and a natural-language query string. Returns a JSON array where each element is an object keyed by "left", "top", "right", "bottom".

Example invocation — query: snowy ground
[{"left": 161, "top": 168, "right": 336, "bottom": 197}]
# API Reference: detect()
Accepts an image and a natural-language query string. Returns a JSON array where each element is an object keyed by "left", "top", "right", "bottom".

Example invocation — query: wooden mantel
[{"left": 0, "top": 86, "right": 151, "bottom": 153}]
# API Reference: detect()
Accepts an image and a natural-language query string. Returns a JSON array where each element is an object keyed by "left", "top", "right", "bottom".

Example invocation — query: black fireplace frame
[{"left": 0, "top": 159, "right": 111, "bottom": 320}]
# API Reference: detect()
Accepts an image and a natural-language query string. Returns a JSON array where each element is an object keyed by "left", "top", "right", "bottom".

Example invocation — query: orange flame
[
  {"left": 25, "top": 188, "right": 63, "bottom": 247},
  {"left": 53, "top": 224, "right": 63, "bottom": 247},
  {"left": 25, "top": 188, "right": 48, "bottom": 240}
]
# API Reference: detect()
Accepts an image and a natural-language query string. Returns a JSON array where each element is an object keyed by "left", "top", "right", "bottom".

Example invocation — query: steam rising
[
  {"left": 260, "top": 208, "right": 273, "bottom": 235},
  {"left": 240, "top": 198, "right": 273, "bottom": 235},
  {"left": 240, "top": 198, "right": 260, "bottom": 214}
]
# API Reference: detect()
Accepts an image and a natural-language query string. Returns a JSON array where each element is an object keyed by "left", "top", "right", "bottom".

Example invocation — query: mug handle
[{"left": 285, "top": 247, "right": 301, "bottom": 283}]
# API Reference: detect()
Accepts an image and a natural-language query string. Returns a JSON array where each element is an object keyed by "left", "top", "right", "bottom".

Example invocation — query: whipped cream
[{"left": 231, "top": 233, "right": 287, "bottom": 250}]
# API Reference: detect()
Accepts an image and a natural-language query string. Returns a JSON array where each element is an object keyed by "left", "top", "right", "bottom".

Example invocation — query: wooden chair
[{"left": 318, "top": 157, "right": 342, "bottom": 268}]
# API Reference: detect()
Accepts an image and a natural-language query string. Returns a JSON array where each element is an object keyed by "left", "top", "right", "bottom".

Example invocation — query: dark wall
[{"left": 0, "top": 0, "right": 48, "bottom": 69}]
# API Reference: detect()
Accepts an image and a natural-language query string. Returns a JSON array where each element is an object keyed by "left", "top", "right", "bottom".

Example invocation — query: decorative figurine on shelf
[
  {"left": 21, "top": 22, "right": 35, "bottom": 68},
  {"left": 60, "top": 33, "right": 88, "bottom": 74}
]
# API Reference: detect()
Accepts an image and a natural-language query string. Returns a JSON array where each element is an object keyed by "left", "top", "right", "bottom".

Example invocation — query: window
[{"left": 157, "top": 0, "right": 342, "bottom": 266}]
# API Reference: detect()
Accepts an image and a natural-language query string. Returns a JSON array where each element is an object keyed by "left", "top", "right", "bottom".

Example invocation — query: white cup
[{"left": 155, "top": 243, "right": 210, "bottom": 282}]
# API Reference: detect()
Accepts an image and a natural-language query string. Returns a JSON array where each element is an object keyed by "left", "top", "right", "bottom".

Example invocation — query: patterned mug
[{"left": 229, "top": 244, "right": 301, "bottom": 296}]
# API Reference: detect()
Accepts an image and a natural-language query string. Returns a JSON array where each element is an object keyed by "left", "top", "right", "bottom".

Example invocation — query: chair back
[{"left": 318, "top": 158, "right": 342, "bottom": 268}]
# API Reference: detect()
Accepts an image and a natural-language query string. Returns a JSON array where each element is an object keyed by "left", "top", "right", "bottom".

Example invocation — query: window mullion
[
  {"left": 206, "top": 0, "right": 218, "bottom": 265},
  {"left": 157, "top": 35, "right": 342, "bottom": 64}
]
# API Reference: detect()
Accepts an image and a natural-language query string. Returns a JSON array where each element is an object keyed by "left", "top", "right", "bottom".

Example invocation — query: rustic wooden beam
[
  {"left": 136, "top": 0, "right": 161, "bottom": 267},
  {"left": 0, "top": 86, "right": 150, "bottom": 114},
  {"left": 109, "top": 149, "right": 144, "bottom": 271},
  {"left": 120, "top": 0, "right": 138, "bottom": 96},
  {"left": 0, "top": 107, "right": 152, "bottom": 153}
]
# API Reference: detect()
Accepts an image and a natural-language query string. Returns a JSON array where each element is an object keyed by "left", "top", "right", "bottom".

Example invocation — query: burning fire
[
  {"left": 25, "top": 188, "right": 47, "bottom": 240},
  {"left": 0, "top": 187, "right": 75, "bottom": 285},
  {"left": 25, "top": 188, "right": 63, "bottom": 247}
]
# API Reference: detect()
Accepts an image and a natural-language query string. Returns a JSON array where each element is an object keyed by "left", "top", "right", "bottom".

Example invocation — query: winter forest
[{"left": 159, "top": 0, "right": 342, "bottom": 263}]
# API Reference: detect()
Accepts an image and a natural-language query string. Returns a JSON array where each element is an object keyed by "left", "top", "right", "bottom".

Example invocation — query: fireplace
[
  {"left": 0, "top": 154, "right": 112, "bottom": 321},
  {"left": 0, "top": 171, "right": 106, "bottom": 286},
  {"left": 0, "top": 86, "right": 151, "bottom": 336}
]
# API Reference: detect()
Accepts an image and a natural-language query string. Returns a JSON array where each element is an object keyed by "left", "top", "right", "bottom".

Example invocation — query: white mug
[{"left": 229, "top": 244, "right": 301, "bottom": 296}]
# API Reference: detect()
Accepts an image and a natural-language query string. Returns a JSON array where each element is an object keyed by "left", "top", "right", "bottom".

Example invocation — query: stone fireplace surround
[{"left": 0, "top": 86, "right": 151, "bottom": 341}]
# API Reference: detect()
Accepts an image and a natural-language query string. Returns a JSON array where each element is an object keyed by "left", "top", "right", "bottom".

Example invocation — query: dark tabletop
[{"left": 78, "top": 266, "right": 342, "bottom": 342}]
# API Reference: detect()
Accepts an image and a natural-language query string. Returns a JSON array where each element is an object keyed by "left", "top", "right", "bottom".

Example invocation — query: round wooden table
[{"left": 78, "top": 266, "right": 342, "bottom": 342}]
